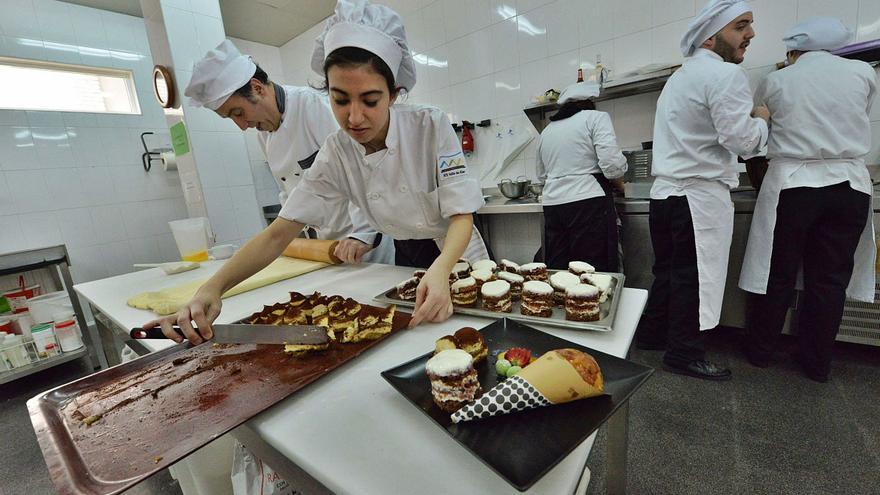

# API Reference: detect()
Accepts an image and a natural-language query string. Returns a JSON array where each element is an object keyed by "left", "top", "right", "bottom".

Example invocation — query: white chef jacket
[
  {"left": 651, "top": 48, "right": 769, "bottom": 198},
  {"left": 755, "top": 50, "right": 876, "bottom": 196},
  {"left": 536, "top": 110, "right": 627, "bottom": 206},
  {"left": 259, "top": 85, "right": 390, "bottom": 261},
  {"left": 650, "top": 48, "right": 768, "bottom": 330},
  {"left": 739, "top": 50, "right": 877, "bottom": 302},
  {"left": 279, "top": 104, "right": 486, "bottom": 253}
]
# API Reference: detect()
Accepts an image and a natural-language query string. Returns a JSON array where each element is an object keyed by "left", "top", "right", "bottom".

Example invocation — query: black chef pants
[
  {"left": 746, "top": 182, "right": 870, "bottom": 377},
  {"left": 636, "top": 195, "right": 705, "bottom": 366},
  {"left": 394, "top": 239, "right": 441, "bottom": 269},
  {"left": 543, "top": 195, "right": 619, "bottom": 272}
]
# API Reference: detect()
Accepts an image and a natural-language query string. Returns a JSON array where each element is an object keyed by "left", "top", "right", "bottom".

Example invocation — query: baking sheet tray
[
  {"left": 374, "top": 270, "right": 624, "bottom": 332},
  {"left": 381, "top": 318, "right": 653, "bottom": 491},
  {"left": 28, "top": 306, "right": 410, "bottom": 495}
]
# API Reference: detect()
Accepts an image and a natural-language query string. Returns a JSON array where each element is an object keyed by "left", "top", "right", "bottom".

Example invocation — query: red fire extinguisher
[{"left": 461, "top": 121, "right": 474, "bottom": 154}]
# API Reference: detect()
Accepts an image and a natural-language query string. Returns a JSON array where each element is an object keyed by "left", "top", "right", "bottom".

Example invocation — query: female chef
[
  {"left": 536, "top": 81, "right": 627, "bottom": 271},
  {"left": 143, "top": 0, "right": 488, "bottom": 339}
]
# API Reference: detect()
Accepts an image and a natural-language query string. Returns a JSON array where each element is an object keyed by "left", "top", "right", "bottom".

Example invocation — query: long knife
[{"left": 130, "top": 324, "right": 329, "bottom": 346}]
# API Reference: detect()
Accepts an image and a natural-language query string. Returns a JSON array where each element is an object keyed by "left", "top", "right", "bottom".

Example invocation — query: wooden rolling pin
[{"left": 282, "top": 238, "right": 342, "bottom": 264}]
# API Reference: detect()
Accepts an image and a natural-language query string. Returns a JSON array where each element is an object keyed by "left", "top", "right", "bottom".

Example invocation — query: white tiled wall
[
  {"left": 0, "top": 0, "right": 187, "bottom": 283},
  {"left": 279, "top": 0, "right": 880, "bottom": 175}
]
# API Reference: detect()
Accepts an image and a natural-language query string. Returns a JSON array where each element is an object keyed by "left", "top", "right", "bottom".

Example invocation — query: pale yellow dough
[{"left": 127, "top": 257, "right": 328, "bottom": 315}]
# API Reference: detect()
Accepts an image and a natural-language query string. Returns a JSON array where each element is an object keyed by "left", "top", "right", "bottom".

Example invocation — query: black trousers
[
  {"left": 637, "top": 195, "right": 705, "bottom": 365},
  {"left": 746, "top": 182, "right": 870, "bottom": 376},
  {"left": 543, "top": 195, "right": 619, "bottom": 272},
  {"left": 394, "top": 238, "right": 441, "bottom": 269}
]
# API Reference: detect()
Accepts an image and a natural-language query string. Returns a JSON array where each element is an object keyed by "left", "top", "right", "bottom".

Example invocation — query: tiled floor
[{"left": 2, "top": 329, "right": 878, "bottom": 495}]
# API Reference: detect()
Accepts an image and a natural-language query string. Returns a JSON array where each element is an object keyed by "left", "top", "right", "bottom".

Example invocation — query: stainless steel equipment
[
  {"left": 498, "top": 177, "right": 531, "bottom": 199},
  {"left": 623, "top": 150, "right": 653, "bottom": 198}
]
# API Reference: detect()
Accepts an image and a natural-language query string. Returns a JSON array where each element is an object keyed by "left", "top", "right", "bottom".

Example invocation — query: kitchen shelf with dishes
[
  {"left": 0, "top": 245, "right": 104, "bottom": 384},
  {"left": 523, "top": 66, "right": 680, "bottom": 126}
]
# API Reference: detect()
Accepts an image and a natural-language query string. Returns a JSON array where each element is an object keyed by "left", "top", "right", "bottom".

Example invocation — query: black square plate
[{"left": 381, "top": 318, "right": 654, "bottom": 491}]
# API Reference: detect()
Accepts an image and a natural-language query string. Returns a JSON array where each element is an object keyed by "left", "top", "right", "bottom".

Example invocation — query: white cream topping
[
  {"left": 451, "top": 277, "right": 477, "bottom": 291},
  {"left": 426, "top": 349, "right": 473, "bottom": 376},
  {"left": 480, "top": 280, "right": 510, "bottom": 298},
  {"left": 582, "top": 273, "right": 612, "bottom": 291},
  {"left": 569, "top": 261, "right": 595, "bottom": 274},
  {"left": 520, "top": 262, "right": 547, "bottom": 272},
  {"left": 395, "top": 277, "right": 419, "bottom": 290},
  {"left": 550, "top": 271, "right": 580, "bottom": 290},
  {"left": 471, "top": 259, "right": 497, "bottom": 272},
  {"left": 500, "top": 259, "right": 520, "bottom": 270},
  {"left": 497, "top": 271, "right": 524, "bottom": 283},
  {"left": 453, "top": 262, "right": 470, "bottom": 273},
  {"left": 567, "top": 283, "right": 599, "bottom": 297},
  {"left": 471, "top": 268, "right": 494, "bottom": 281},
  {"left": 523, "top": 280, "right": 553, "bottom": 295}
]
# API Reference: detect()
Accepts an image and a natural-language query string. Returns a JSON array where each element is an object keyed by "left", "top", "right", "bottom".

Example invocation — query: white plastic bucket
[
  {"left": 169, "top": 217, "right": 212, "bottom": 262},
  {"left": 53, "top": 314, "right": 83, "bottom": 352},
  {"left": 27, "top": 291, "right": 71, "bottom": 324}
]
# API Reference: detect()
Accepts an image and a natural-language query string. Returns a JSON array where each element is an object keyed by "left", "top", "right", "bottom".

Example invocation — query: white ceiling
[{"left": 61, "top": 0, "right": 334, "bottom": 47}]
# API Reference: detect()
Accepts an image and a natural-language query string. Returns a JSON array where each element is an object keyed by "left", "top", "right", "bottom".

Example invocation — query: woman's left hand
[{"left": 409, "top": 266, "right": 453, "bottom": 328}]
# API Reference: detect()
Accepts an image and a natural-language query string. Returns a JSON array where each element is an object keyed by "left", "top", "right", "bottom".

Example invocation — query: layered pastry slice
[
  {"left": 471, "top": 259, "right": 497, "bottom": 273},
  {"left": 581, "top": 273, "right": 613, "bottom": 303},
  {"left": 282, "top": 325, "right": 332, "bottom": 356},
  {"left": 426, "top": 349, "right": 481, "bottom": 413},
  {"left": 550, "top": 271, "right": 580, "bottom": 306},
  {"left": 347, "top": 304, "right": 396, "bottom": 342},
  {"left": 395, "top": 276, "right": 419, "bottom": 301},
  {"left": 434, "top": 327, "right": 488, "bottom": 363},
  {"left": 453, "top": 261, "right": 471, "bottom": 280},
  {"left": 497, "top": 271, "right": 524, "bottom": 301},
  {"left": 499, "top": 259, "right": 521, "bottom": 274},
  {"left": 471, "top": 268, "right": 496, "bottom": 290},
  {"left": 481, "top": 280, "right": 512, "bottom": 313},
  {"left": 521, "top": 280, "right": 554, "bottom": 317},
  {"left": 568, "top": 261, "right": 595, "bottom": 277},
  {"left": 565, "top": 284, "right": 600, "bottom": 322},
  {"left": 520, "top": 262, "right": 549, "bottom": 282},
  {"left": 328, "top": 297, "right": 361, "bottom": 337},
  {"left": 451, "top": 277, "right": 478, "bottom": 307}
]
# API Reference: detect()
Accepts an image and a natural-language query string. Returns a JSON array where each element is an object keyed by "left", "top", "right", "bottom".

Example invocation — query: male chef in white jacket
[
  {"left": 739, "top": 18, "right": 876, "bottom": 382},
  {"left": 635, "top": 0, "right": 769, "bottom": 381},
  {"left": 184, "top": 40, "right": 394, "bottom": 264}
]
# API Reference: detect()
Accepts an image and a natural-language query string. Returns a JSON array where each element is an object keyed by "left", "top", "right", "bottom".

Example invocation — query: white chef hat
[
  {"left": 559, "top": 82, "right": 601, "bottom": 104},
  {"left": 311, "top": 0, "right": 417, "bottom": 91},
  {"left": 680, "top": 0, "right": 752, "bottom": 57},
  {"left": 184, "top": 40, "right": 256, "bottom": 110},
  {"left": 783, "top": 17, "right": 853, "bottom": 52}
]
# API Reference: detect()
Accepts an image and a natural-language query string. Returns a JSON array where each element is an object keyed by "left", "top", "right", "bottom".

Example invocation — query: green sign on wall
[{"left": 170, "top": 121, "right": 190, "bottom": 156}]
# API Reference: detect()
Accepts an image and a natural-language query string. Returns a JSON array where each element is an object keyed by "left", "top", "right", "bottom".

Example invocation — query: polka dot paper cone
[{"left": 451, "top": 375, "right": 551, "bottom": 423}]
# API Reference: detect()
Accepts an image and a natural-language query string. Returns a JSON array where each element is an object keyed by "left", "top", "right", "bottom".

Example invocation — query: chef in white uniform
[
  {"left": 184, "top": 40, "right": 394, "bottom": 264},
  {"left": 739, "top": 17, "right": 876, "bottom": 382},
  {"left": 145, "top": 0, "right": 488, "bottom": 341},
  {"left": 635, "top": 0, "right": 769, "bottom": 381},
  {"left": 535, "top": 81, "right": 627, "bottom": 272}
]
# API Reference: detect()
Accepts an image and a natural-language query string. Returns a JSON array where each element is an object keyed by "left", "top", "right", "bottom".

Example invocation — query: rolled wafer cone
[{"left": 451, "top": 349, "right": 603, "bottom": 423}]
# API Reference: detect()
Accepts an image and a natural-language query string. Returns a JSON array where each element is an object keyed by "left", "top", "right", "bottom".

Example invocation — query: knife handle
[{"left": 130, "top": 326, "right": 187, "bottom": 339}]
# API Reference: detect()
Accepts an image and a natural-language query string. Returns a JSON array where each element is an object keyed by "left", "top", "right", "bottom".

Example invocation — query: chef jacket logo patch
[{"left": 438, "top": 152, "right": 467, "bottom": 179}]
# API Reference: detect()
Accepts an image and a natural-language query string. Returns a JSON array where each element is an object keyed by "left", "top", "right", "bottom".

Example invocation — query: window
[{"left": 0, "top": 57, "right": 141, "bottom": 114}]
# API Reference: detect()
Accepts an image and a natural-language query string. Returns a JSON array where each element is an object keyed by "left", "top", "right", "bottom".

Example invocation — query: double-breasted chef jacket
[
  {"left": 259, "top": 85, "right": 394, "bottom": 263},
  {"left": 739, "top": 50, "right": 877, "bottom": 302},
  {"left": 279, "top": 103, "right": 489, "bottom": 262},
  {"left": 650, "top": 48, "right": 769, "bottom": 331}
]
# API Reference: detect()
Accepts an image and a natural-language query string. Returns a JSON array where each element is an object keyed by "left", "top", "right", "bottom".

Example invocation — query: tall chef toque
[
  {"left": 558, "top": 81, "right": 601, "bottom": 104},
  {"left": 184, "top": 40, "right": 256, "bottom": 110},
  {"left": 783, "top": 17, "right": 853, "bottom": 52},
  {"left": 311, "top": 0, "right": 417, "bottom": 92},
  {"left": 680, "top": 0, "right": 752, "bottom": 57}
]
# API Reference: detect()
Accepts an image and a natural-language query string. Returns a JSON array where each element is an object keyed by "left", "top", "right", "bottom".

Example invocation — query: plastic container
[
  {"left": 2, "top": 334, "right": 33, "bottom": 369},
  {"left": 10, "top": 311, "right": 34, "bottom": 340},
  {"left": 31, "top": 323, "right": 59, "bottom": 359},
  {"left": 53, "top": 314, "right": 83, "bottom": 352},
  {"left": 2, "top": 276, "right": 41, "bottom": 313},
  {"left": 169, "top": 217, "right": 212, "bottom": 262},
  {"left": 0, "top": 318, "right": 11, "bottom": 334},
  {"left": 27, "top": 291, "right": 72, "bottom": 324}
]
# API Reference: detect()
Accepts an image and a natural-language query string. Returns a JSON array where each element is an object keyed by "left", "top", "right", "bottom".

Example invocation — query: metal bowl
[
  {"left": 498, "top": 178, "right": 530, "bottom": 199},
  {"left": 528, "top": 182, "right": 544, "bottom": 197}
]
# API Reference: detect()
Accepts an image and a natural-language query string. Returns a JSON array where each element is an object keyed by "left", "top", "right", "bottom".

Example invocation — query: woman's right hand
[{"left": 141, "top": 288, "right": 223, "bottom": 345}]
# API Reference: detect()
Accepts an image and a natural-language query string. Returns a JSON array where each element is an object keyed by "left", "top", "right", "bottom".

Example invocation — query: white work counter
[{"left": 75, "top": 261, "right": 647, "bottom": 495}]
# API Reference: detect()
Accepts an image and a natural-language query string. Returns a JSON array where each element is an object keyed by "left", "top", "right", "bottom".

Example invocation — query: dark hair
[
  {"left": 549, "top": 99, "right": 596, "bottom": 121},
  {"left": 316, "top": 46, "right": 398, "bottom": 96},
  {"left": 233, "top": 64, "right": 269, "bottom": 101}
]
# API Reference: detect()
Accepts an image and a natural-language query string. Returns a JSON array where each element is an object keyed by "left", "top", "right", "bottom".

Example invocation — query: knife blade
[{"left": 130, "top": 324, "right": 330, "bottom": 346}]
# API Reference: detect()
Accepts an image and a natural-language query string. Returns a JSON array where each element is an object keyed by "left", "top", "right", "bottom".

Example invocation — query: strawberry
[{"left": 505, "top": 347, "right": 532, "bottom": 368}]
